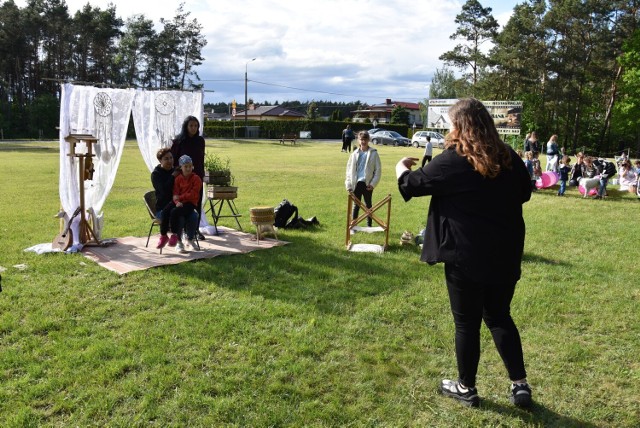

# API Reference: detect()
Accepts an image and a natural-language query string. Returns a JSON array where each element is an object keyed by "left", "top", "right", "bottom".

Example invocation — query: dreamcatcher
[
  {"left": 93, "top": 92, "right": 114, "bottom": 162},
  {"left": 155, "top": 93, "right": 176, "bottom": 148}
]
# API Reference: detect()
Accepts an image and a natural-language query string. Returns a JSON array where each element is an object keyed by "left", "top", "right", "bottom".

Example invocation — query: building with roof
[
  {"left": 236, "top": 105, "right": 306, "bottom": 121},
  {"left": 350, "top": 99, "right": 423, "bottom": 127}
]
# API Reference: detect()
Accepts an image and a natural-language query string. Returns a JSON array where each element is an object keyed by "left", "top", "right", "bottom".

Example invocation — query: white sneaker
[
  {"left": 176, "top": 240, "right": 187, "bottom": 253},
  {"left": 188, "top": 239, "right": 200, "bottom": 251}
]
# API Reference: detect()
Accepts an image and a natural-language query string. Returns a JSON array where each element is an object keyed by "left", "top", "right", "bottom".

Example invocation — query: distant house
[
  {"left": 350, "top": 99, "right": 422, "bottom": 127},
  {"left": 204, "top": 111, "right": 232, "bottom": 121},
  {"left": 236, "top": 105, "right": 306, "bottom": 121}
]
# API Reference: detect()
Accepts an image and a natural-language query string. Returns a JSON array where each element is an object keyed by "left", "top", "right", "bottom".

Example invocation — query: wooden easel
[
  {"left": 345, "top": 192, "right": 391, "bottom": 250},
  {"left": 65, "top": 134, "right": 101, "bottom": 246}
]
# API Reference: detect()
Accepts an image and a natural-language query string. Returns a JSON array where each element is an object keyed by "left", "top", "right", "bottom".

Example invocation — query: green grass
[{"left": 0, "top": 139, "right": 638, "bottom": 427}]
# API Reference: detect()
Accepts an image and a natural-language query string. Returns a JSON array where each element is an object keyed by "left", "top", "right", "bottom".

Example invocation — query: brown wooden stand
[
  {"left": 65, "top": 134, "right": 102, "bottom": 246},
  {"left": 346, "top": 192, "right": 391, "bottom": 250}
]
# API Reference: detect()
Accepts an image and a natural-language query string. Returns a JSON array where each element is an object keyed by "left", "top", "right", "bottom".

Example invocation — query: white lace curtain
[
  {"left": 132, "top": 89, "right": 204, "bottom": 171},
  {"left": 58, "top": 84, "right": 205, "bottom": 245}
]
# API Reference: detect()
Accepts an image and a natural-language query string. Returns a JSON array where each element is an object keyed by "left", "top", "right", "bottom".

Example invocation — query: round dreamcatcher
[
  {"left": 155, "top": 93, "right": 176, "bottom": 115},
  {"left": 155, "top": 92, "right": 176, "bottom": 147},
  {"left": 93, "top": 92, "right": 112, "bottom": 117},
  {"left": 94, "top": 92, "right": 114, "bottom": 161}
]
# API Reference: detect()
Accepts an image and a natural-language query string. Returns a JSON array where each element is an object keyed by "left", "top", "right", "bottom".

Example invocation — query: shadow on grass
[
  {"left": 481, "top": 399, "right": 600, "bottom": 428},
  {"left": 162, "top": 232, "right": 417, "bottom": 315},
  {"left": 522, "top": 252, "right": 570, "bottom": 266}
]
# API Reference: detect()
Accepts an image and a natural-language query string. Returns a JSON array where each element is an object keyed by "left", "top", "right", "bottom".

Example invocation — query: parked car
[
  {"left": 371, "top": 130, "right": 411, "bottom": 147},
  {"left": 411, "top": 130, "right": 446, "bottom": 149}
]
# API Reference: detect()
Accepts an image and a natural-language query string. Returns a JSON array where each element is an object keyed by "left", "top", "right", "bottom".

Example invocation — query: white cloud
[{"left": 16, "top": 0, "right": 516, "bottom": 104}]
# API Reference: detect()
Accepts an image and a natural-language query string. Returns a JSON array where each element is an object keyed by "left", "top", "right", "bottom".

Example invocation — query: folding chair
[{"left": 143, "top": 190, "right": 161, "bottom": 248}]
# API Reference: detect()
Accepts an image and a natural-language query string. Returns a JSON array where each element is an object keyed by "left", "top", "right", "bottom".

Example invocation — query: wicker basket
[{"left": 249, "top": 206, "right": 275, "bottom": 225}]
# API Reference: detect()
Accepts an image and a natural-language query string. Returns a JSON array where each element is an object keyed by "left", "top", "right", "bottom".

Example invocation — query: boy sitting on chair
[{"left": 169, "top": 155, "right": 202, "bottom": 252}]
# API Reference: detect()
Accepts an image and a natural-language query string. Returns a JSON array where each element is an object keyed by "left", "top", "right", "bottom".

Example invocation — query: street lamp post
[{"left": 244, "top": 58, "right": 256, "bottom": 138}]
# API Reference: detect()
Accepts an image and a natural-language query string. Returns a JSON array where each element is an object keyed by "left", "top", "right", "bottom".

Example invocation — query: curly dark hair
[
  {"left": 445, "top": 98, "right": 512, "bottom": 178},
  {"left": 156, "top": 147, "right": 172, "bottom": 161}
]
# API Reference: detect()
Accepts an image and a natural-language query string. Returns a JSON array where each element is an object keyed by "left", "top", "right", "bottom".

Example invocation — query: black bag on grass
[{"left": 274, "top": 199, "right": 298, "bottom": 228}]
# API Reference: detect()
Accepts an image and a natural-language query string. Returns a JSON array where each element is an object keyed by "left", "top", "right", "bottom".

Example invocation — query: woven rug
[{"left": 81, "top": 227, "right": 287, "bottom": 274}]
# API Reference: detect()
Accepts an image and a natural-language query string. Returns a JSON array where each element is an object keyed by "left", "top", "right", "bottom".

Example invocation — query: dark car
[{"left": 371, "top": 130, "right": 410, "bottom": 147}]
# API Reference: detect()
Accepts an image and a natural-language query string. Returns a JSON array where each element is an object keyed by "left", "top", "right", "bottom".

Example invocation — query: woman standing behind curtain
[
  {"left": 395, "top": 98, "right": 533, "bottom": 408},
  {"left": 171, "top": 116, "right": 206, "bottom": 239}
]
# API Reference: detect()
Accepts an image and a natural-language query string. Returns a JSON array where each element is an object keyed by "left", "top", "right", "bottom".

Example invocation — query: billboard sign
[{"left": 427, "top": 99, "right": 523, "bottom": 135}]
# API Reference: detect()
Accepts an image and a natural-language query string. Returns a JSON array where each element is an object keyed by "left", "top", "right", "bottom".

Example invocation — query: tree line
[
  {"left": 434, "top": 0, "right": 640, "bottom": 157},
  {"left": 0, "top": 0, "right": 205, "bottom": 138},
  {"left": 2, "top": 0, "right": 639, "bottom": 158}
]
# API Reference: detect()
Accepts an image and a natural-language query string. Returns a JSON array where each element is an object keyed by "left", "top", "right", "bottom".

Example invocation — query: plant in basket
[{"left": 204, "top": 152, "right": 232, "bottom": 185}]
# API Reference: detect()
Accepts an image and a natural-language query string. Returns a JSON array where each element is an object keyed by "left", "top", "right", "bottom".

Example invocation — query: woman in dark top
[
  {"left": 171, "top": 116, "right": 206, "bottom": 239},
  {"left": 151, "top": 148, "right": 176, "bottom": 248},
  {"left": 395, "top": 98, "right": 533, "bottom": 408}
]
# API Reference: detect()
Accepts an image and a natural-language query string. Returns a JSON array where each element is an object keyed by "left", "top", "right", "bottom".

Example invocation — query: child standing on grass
[
  {"left": 532, "top": 152, "right": 542, "bottom": 185},
  {"left": 558, "top": 155, "right": 571, "bottom": 196},
  {"left": 421, "top": 136, "right": 433, "bottom": 167},
  {"left": 523, "top": 151, "right": 535, "bottom": 191},
  {"left": 170, "top": 155, "right": 202, "bottom": 252}
]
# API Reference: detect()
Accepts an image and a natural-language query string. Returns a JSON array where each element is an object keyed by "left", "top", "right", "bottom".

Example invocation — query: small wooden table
[{"left": 206, "top": 186, "right": 242, "bottom": 234}]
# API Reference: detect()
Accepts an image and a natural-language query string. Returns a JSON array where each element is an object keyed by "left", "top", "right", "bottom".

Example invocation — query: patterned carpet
[{"left": 81, "top": 227, "right": 287, "bottom": 274}]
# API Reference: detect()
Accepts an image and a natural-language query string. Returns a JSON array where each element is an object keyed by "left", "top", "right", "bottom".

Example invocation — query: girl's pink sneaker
[{"left": 156, "top": 235, "right": 169, "bottom": 249}]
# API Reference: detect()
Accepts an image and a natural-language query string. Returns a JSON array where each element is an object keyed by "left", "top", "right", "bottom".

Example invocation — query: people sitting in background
[
  {"left": 634, "top": 160, "right": 640, "bottom": 175},
  {"left": 558, "top": 156, "right": 571, "bottom": 196},
  {"left": 170, "top": 155, "right": 202, "bottom": 252},
  {"left": 618, "top": 160, "right": 638, "bottom": 193},
  {"left": 615, "top": 151, "right": 628, "bottom": 167}
]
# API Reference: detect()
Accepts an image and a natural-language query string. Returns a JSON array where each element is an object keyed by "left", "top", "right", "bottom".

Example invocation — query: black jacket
[
  {"left": 151, "top": 165, "right": 175, "bottom": 212},
  {"left": 171, "top": 135, "right": 206, "bottom": 179},
  {"left": 398, "top": 146, "right": 532, "bottom": 283}
]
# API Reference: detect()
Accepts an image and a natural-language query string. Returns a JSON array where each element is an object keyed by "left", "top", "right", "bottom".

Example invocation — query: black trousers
[
  {"left": 352, "top": 181, "right": 373, "bottom": 227},
  {"left": 342, "top": 138, "right": 353, "bottom": 152},
  {"left": 444, "top": 264, "right": 527, "bottom": 388},
  {"left": 170, "top": 203, "right": 198, "bottom": 240},
  {"left": 158, "top": 202, "right": 176, "bottom": 235}
]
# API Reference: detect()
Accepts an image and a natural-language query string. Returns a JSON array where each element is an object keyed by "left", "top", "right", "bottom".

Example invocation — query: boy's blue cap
[{"left": 179, "top": 155, "right": 193, "bottom": 166}]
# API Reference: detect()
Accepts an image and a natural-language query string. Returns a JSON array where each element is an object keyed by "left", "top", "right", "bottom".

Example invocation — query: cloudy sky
[{"left": 17, "top": 0, "right": 518, "bottom": 105}]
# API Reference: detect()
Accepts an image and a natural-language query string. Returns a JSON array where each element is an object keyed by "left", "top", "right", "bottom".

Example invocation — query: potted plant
[{"left": 204, "top": 152, "right": 231, "bottom": 186}]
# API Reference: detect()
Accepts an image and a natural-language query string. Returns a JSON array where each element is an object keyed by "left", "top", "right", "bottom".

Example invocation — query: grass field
[{"left": 0, "top": 139, "right": 638, "bottom": 427}]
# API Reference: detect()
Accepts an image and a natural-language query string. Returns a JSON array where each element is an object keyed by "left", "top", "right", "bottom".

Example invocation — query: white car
[{"left": 411, "top": 131, "right": 446, "bottom": 149}]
